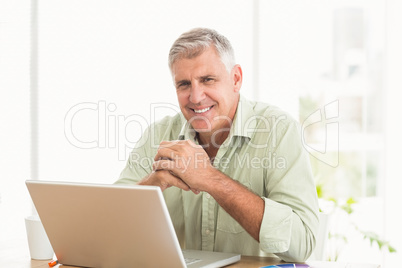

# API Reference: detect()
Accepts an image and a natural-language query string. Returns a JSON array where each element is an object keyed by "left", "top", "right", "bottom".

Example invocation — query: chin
[{"left": 189, "top": 120, "right": 213, "bottom": 133}]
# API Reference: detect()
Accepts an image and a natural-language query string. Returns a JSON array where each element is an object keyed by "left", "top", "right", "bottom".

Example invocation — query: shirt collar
[{"left": 178, "top": 94, "right": 256, "bottom": 143}]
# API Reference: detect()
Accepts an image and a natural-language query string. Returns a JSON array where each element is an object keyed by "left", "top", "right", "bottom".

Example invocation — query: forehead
[{"left": 172, "top": 47, "right": 226, "bottom": 80}]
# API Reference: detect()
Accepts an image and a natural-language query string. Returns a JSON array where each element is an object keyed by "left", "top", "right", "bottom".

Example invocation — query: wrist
[{"left": 203, "top": 168, "right": 230, "bottom": 195}]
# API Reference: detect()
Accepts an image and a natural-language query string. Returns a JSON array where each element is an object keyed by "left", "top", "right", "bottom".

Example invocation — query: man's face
[{"left": 172, "top": 46, "right": 242, "bottom": 135}]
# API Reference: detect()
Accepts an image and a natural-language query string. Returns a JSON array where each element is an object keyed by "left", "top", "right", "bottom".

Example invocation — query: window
[{"left": 257, "top": 0, "right": 387, "bottom": 263}]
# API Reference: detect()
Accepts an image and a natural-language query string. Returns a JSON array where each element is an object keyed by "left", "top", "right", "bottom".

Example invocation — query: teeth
[{"left": 194, "top": 106, "right": 211, "bottom": 114}]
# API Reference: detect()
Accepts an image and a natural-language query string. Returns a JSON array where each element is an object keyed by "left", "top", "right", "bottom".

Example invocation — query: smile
[{"left": 193, "top": 106, "right": 212, "bottom": 114}]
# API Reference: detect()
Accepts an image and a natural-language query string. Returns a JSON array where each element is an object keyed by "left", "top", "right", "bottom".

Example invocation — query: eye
[
  {"left": 177, "top": 81, "right": 190, "bottom": 89},
  {"left": 202, "top": 77, "right": 214, "bottom": 83}
]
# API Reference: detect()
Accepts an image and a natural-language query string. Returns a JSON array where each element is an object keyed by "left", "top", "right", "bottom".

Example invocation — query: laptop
[{"left": 25, "top": 180, "right": 240, "bottom": 268}]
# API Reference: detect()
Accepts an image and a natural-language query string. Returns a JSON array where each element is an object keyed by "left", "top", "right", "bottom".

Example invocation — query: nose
[{"left": 189, "top": 83, "right": 205, "bottom": 104}]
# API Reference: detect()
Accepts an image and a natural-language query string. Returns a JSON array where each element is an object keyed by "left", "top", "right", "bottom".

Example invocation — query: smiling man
[
  {"left": 172, "top": 43, "right": 241, "bottom": 161},
  {"left": 116, "top": 28, "right": 319, "bottom": 262}
]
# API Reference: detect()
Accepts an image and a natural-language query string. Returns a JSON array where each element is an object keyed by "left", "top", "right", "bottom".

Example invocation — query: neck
[{"left": 197, "top": 129, "right": 230, "bottom": 159}]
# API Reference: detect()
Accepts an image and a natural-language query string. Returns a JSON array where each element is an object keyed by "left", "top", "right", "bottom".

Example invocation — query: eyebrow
[
  {"left": 175, "top": 74, "right": 217, "bottom": 87},
  {"left": 199, "top": 74, "right": 216, "bottom": 80}
]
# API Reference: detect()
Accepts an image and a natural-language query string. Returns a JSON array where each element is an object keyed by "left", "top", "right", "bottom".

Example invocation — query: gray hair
[{"left": 168, "top": 28, "right": 236, "bottom": 73}]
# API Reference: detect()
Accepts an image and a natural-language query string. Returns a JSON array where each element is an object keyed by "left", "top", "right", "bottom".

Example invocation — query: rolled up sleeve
[
  {"left": 258, "top": 119, "right": 319, "bottom": 262},
  {"left": 259, "top": 198, "right": 293, "bottom": 252}
]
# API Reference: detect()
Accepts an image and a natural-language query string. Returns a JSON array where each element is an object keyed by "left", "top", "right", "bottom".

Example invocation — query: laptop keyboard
[{"left": 184, "top": 257, "right": 201, "bottom": 265}]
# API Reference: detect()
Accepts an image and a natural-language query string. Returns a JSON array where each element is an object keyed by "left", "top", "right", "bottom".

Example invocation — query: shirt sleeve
[
  {"left": 115, "top": 126, "right": 154, "bottom": 185},
  {"left": 259, "top": 119, "right": 319, "bottom": 262}
]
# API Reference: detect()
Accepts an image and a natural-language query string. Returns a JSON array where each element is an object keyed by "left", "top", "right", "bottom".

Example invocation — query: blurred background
[{"left": 1, "top": 0, "right": 401, "bottom": 266}]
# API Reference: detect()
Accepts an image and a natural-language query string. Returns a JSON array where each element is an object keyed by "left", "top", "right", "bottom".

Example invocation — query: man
[{"left": 116, "top": 28, "right": 319, "bottom": 262}]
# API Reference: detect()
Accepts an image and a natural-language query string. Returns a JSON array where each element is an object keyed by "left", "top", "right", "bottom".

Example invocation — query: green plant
[{"left": 316, "top": 183, "right": 396, "bottom": 261}]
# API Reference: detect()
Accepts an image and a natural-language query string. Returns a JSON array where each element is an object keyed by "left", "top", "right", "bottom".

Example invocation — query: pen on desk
[{"left": 48, "top": 260, "right": 58, "bottom": 267}]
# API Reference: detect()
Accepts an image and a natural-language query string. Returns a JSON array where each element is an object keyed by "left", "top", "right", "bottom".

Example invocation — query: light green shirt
[{"left": 116, "top": 95, "right": 319, "bottom": 262}]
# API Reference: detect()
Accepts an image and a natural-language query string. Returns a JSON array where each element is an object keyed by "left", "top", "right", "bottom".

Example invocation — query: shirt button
[
  {"left": 205, "top": 229, "right": 210, "bottom": 235},
  {"left": 206, "top": 193, "right": 211, "bottom": 199}
]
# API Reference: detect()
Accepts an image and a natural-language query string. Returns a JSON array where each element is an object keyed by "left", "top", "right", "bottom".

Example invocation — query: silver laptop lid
[{"left": 26, "top": 180, "right": 186, "bottom": 268}]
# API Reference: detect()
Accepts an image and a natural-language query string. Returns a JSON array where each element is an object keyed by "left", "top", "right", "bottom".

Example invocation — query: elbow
[{"left": 273, "top": 225, "right": 317, "bottom": 262}]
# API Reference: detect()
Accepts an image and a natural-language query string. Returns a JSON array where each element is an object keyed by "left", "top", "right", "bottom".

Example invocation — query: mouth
[{"left": 190, "top": 105, "right": 213, "bottom": 114}]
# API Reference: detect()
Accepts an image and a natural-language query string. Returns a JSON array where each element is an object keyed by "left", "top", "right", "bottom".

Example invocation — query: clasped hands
[{"left": 141, "top": 139, "right": 215, "bottom": 194}]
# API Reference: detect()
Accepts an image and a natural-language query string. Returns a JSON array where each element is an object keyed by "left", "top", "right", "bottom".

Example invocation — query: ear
[{"left": 232, "top": 64, "right": 243, "bottom": 93}]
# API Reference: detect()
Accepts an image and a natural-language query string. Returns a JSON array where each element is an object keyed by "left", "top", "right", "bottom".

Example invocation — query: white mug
[{"left": 25, "top": 215, "right": 54, "bottom": 260}]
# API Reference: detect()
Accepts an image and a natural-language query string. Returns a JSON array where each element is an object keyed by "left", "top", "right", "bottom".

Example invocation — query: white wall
[
  {"left": 35, "top": 0, "right": 254, "bottom": 183},
  {"left": 384, "top": 0, "right": 402, "bottom": 266},
  {"left": 0, "top": 0, "right": 32, "bottom": 241}
]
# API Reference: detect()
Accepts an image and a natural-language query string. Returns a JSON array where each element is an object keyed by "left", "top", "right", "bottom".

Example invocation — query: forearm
[{"left": 206, "top": 170, "right": 265, "bottom": 242}]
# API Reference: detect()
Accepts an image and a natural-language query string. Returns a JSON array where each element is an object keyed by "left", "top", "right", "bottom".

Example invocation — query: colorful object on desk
[
  {"left": 48, "top": 260, "right": 59, "bottom": 267},
  {"left": 261, "top": 264, "right": 310, "bottom": 268}
]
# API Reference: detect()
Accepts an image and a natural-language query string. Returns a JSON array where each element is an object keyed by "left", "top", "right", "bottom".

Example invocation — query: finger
[
  {"left": 159, "top": 140, "right": 182, "bottom": 149},
  {"left": 191, "top": 189, "right": 200, "bottom": 195},
  {"left": 184, "top": 139, "right": 196, "bottom": 147},
  {"left": 154, "top": 147, "right": 177, "bottom": 162},
  {"left": 156, "top": 170, "right": 191, "bottom": 191},
  {"left": 153, "top": 159, "right": 178, "bottom": 173},
  {"left": 159, "top": 140, "right": 198, "bottom": 152}
]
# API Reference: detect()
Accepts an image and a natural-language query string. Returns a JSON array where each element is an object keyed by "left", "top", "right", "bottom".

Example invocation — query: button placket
[{"left": 201, "top": 192, "right": 215, "bottom": 251}]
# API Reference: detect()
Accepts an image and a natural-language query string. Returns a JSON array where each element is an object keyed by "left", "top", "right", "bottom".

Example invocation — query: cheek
[
  {"left": 207, "top": 91, "right": 224, "bottom": 106},
  {"left": 176, "top": 91, "right": 189, "bottom": 107}
]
